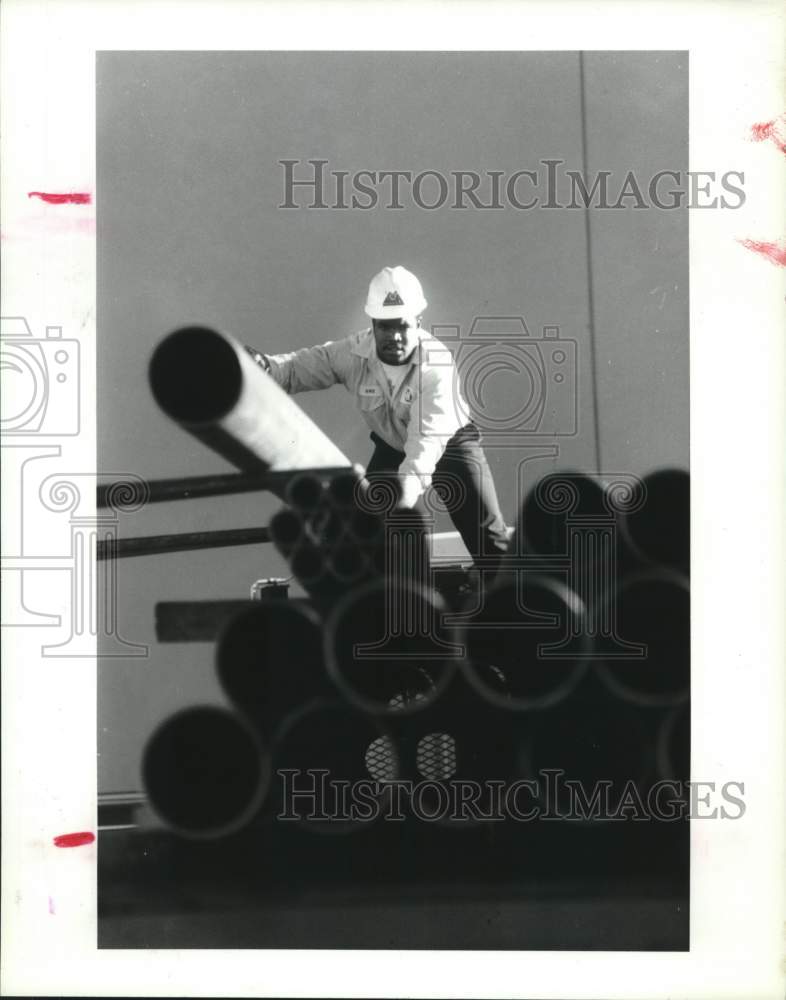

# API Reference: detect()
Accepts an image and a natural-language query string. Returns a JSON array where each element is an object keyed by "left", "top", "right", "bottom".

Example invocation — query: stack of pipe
[
  {"left": 142, "top": 470, "right": 689, "bottom": 850},
  {"left": 143, "top": 322, "right": 690, "bottom": 856},
  {"left": 270, "top": 469, "right": 431, "bottom": 603},
  {"left": 269, "top": 471, "right": 380, "bottom": 600}
]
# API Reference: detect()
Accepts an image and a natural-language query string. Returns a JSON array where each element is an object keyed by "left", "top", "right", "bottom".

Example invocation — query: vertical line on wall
[{"left": 578, "top": 51, "right": 603, "bottom": 473}]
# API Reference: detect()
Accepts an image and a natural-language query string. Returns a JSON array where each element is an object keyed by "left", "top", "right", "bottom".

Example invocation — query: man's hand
[
  {"left": 397, "top": 471, "right": 427, "bottom": 510},
  {"left": 243, "top": 345, "right": 271, "bottom": 373}
]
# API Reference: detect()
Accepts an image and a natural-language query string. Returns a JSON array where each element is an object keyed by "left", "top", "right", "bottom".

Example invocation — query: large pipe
[
  {"left": 324, "top": 579, "right": 460, "bottom": 714},
  {"left": 512, "top": 471, "right": 607, "bottom": 557},
  {"left": 326, "top": 541, "right": 369, "bottom": 584},
  {"left": 141, "top": 706, "right": 271, "bottom": 839},
  {"left": 272, "top": 697, "right": 399, "bottom": 834},
  {"left": 619, "top": 468, "right": 690, "bottom": 574},
  {"left": 518, "top": 680, "right": 655, "bottom": 821},
  {"left": 596, "top": 570, "right": 690, "bottom": 706},
  {"left": 456, "top": 575, "right": 590, "bottom": 710},
  {"left": 149, "top": 326, "right": 352, "bottom": 486},
  {"left": 505, "top": 470, "right": 640, "bottom": 617},
  {"left": 382, "top": 669, "right": 518, "bottom": 830},
  {"left": 216, "top": 601, "right": 329, "bottom": 736}
]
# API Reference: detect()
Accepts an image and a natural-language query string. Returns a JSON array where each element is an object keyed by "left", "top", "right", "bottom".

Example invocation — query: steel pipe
[
  {"left": 348, "top": 508, "right": 385, "bottom": 543},
  {"left": 512, "top": 471, "right": 607, "bottom": 557},
  {"left": 381, "top": 669, "right": 519, "bottom": 830},
  {"left": 456, "top": 574, "right": 591, "bottom": 710},
  {"left": 96, "top": 468, "right": 356, "bottom": 509},
  {"left": 269, "top": 508, "right": 305, "bottom": 554},
  {"left": 505, "top": 470, "right": 638, "bottom": 613},
  {"left": 141, "top": 706, "right": 271, "bottom": 839},
  {"left": 290, "top": 539, "right": 329, "bottom": 588},
  {"left": 326, "top": 470, "right": 367, "bottom": 509},
  {"left": 518, "top": 683, "right": 655, "bottom": 821},
  {"left": 216, "top": 601, "right": 329, "bottom": 736},
  {"left": 149, "top": 326, "right": 352, "bottom": 485},
  {"left": 285, "top": 471, "right": 326, "bottom": 512},
  {"left": 596, "top": 570, "right": 690, "bottom": 706},
  {"left": 97, "top": 525, "right": 271, "bottom": 560},
  {"left": 272, "top": 697, "right": 399, "bottom": 834},
  {"left": 326, "top": 542, "right": 369, "bottom": 584},
  {"left": 324, "top": 579, "right": 460, "bottom": 715},
  {"left": 620, "top": 468, "right": 689, "bottom": 574}
]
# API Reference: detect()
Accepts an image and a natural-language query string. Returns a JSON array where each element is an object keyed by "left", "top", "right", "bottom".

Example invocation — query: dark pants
[{"left": 366, "top": 423, "right": 510, "bottom": 575}]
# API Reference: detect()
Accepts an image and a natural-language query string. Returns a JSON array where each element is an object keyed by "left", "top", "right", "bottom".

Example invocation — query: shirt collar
[{"left": 351, "top": 327, "right": 424, "bottom": 366}]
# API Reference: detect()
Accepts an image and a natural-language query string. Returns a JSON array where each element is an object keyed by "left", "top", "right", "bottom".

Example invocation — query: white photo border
[{"left": 1, "top": 1, "right": 784, "bottom": 997}]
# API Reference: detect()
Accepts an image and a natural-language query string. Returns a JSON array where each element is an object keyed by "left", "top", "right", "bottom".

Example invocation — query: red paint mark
[
  {"left": 738, "top": 238, "right": 786, "bottom": 267},
  {"left": 27, "top": 191, "right": 92, "bottom": 205},
  {"left": 53, "top": 831, "right": 95, "bottom": 848},
  {"left": 749, "top": 116, "right": 786, "bottom": 155}
]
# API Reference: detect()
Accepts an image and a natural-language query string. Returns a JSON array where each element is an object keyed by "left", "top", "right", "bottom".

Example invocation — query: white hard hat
[{"left": 364, "top": 266, "right": 428, "bottom": 319}]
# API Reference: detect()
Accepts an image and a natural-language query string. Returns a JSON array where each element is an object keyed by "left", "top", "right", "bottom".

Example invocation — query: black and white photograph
[
  {"left": 1, "top": 2, "right": 784, "bottom": 997},
  {"left": 96, "top": 49, "right": 694, "bottom": 950}
]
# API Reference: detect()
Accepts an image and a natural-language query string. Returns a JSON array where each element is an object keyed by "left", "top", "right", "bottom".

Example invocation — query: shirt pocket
[
  {"left": 391, "top": 385, "right": 418, "bottom": 427},
  {"left": 356, "top": 386, "right": 385, "bottom": 413},
  {"left": 398, "top": 384, "right": 418, "bottom": 407}
]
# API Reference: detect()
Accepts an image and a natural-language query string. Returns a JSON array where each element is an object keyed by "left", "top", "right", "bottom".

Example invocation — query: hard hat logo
[{"left": 365, "top": 265, "right": 428, "bottom": 319}]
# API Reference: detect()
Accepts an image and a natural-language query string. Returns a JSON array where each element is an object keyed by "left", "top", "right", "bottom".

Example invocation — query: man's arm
[
  {"left": 397, "top": 368, "right": 465, "bottom": 508},
  {"left": 244, "top": 338, "right": 350, "bottom": 394}
]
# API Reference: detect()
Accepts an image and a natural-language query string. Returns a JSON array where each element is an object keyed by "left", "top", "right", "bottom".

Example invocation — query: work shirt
[{"left": 263, "top": 328, "right": 471, "bottom": 507}]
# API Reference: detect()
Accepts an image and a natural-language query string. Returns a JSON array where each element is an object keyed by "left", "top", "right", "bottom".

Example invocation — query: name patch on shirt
[{"left": 360, "top": 385, "right": 382, "bottom": 397}]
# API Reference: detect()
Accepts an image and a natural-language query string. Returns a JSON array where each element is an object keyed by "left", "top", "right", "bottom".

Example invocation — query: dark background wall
[{"left": 97, "top": 51, "right": 687, "bottom": 793}]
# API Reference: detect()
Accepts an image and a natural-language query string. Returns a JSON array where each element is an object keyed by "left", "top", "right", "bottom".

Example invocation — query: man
[{"left": 245, "top": 266, "right": 510, "bottom": 576}]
